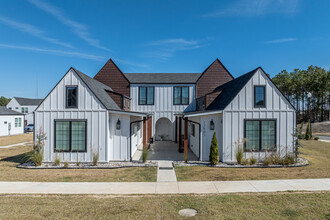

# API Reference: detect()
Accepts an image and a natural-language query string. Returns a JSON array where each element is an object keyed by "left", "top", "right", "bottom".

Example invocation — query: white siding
[
  {"left": 7, "top": 98, "right": 39, "bottom": 124},
  {"left": 0, "top": 115, "right": 24, "bottom": 137},
  {"left": 35, "top": 69, "right": 108, "bottom": 163},
  {"left": 130, "top": 84, "right": 195, "bottom": 141},
  {"left": 222, "top": 69, "right": 296, "bottom": 162}
]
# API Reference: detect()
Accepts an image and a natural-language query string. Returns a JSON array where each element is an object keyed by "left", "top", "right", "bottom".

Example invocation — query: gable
[
  {"left": 225, "top": 68, "right": 295, "bottom": 111},
  {"left": 94, "top": 59, "right": 130, "bottom": 97},
  {"left": 36, "top": 69, "right": 106, "bottom": 111},
  {"left": 6, "top": 98, "right": 20, "bottom": 108},
  {"left": 196, "top": 59, "right": 233, "bottom": 98}
]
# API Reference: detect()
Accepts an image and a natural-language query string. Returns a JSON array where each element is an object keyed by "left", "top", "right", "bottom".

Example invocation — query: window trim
[
  {"left": 254, "top": 85, "right": 266, "bottom": 108},
  {"left": 54, "top": 119, "right": 87, "bottom": 153},
  {"left": 65, "top": 85, "right": 78, "bottom": 109},
  {"left": 244, "top": 119, "right": 277, "bottom": 152},
  {"left": 173, "top": 86, "right": 190, "bottom": 105},
  {"left": 138, "top": 86, "right": 155, "bottom": 105}
]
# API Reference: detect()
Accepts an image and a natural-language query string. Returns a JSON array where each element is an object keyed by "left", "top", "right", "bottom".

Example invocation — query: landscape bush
[
  {"left": 54, "top": 156, "right": 61, "bottom": 166},
  {"left": 209, "top": 132, "right": 219, "bottom": 165},
  {"left": 249, "top": 156, "right": 257, "bottom": 165},
  {"left": 314, "top": 136, "right": 319, "bottom": 141},
  {"left": 64, "top": 161, "right": 69, "bottom": 168},
  {"left": 305, "top": 121, "right": 311, "bottom": 140},
  {"left": 93, "top": 151, "right": 99, "bottom": 166},
  {"left": 240, "top": 158, "right": 249, "bottom": 165}
]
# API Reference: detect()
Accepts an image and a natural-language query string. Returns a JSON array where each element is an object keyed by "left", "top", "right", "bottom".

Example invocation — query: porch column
[
  {"left": 179, "top": 117, "right": 182, "bottom": 150},
  {"left": 184, "top": 117, "right": 188, "bottom": 162},
  {"left": 143, "top": 117, "right": 147, "bottom": 147},
  {"left": 175, "top": 116, "right": 178, "bottom": 143},
  {"left": 147, "top": 116, "right": 152, "bottom": 144}
]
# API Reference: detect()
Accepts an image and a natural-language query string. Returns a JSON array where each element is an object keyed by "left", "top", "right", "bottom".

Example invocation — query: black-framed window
[
  {"left": 139, "top": 87, "right": 154, "bottom": 105},
  {"left": 55, "top": 120, "right": 87, "bottom": 152},
  {"left": 66, "top": 86, "right": 78, "bottom": 108},
  {"left": 254, "top": 86, "right": 265, "bottom": 107},
  {"left": 244, "top": 120, "right": 276, "bottom": 152},
  {"left": 174, "top": 86, "right": 189, "bottom": 105}
]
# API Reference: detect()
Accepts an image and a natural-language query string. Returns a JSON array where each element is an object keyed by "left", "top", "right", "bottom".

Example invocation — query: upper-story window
[
  {"left": 66, "top": 86, "right": 78, "bottom": 108},
  {"left": 174, "top": 86, "right": 189, "bottom": 105},
  {"left": 21, "top": 107, "right": 28, "bottom": 113},
  {"left": 139, "top": 87, "right": 154, "bottom": 105},
  {"left": 254, "top": 86, "right": 265, "bottom": 108}
]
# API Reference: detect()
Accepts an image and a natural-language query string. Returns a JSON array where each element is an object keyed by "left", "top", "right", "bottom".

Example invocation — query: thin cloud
[
  {"left": 0, "top": 16, "right": 73, "bottom": 48},
  {"left": 28, "top": 0, "right": 109, "bottom": 51},
  {"left": 0, "top": 43, "right": 105, "bottom": 61},
  {"left": 264, "top": 38, "right": 297, "bottom": 44},
  {"left": 144, "top": 38, "right": 205, "bottom": 60},
  {"left": 203, "top": 0, "right": 298, "bottom": 17}
]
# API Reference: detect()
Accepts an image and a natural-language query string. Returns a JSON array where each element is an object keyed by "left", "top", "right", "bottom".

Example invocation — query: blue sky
[{"left": 0, "top": 0, "right": 329, "bottom": 98}]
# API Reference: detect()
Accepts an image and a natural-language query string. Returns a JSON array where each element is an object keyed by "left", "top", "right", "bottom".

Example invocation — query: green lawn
[
  {"left": 0, "top": 144, "right": 157, "bottom": 182},
  {"left": 0, "top": 192, "right": 329, "bottom": 219},
  {"left": 175, "top": 140, "right": 330, "bottom": 181}
]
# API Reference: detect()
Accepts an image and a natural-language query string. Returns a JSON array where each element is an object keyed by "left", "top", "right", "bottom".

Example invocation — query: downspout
[
  {"left": 129, "top": 116, "right": 148, "bottom": 161},
  {"left": 182, "top": 115, "right": 201, "bottom": 161}
]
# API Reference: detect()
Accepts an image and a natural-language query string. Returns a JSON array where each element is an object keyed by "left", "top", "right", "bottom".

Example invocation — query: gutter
[
  {"left": 108, "top": 110, "right": 149, "bottom": 117},
  {"left": 183, "top": 110, "right": 223, "bottom": 118},
  {"left": 182, "top": 115, "right": 202, "bottom": 161}
]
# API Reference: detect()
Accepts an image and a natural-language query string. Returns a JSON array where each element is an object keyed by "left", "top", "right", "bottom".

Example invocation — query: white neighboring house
[
  {"left": 6, "top": 97, "right": 43, "bottom": 125},
  {"left": 0, "top": 106, "right": 24, "bottom": 137}
]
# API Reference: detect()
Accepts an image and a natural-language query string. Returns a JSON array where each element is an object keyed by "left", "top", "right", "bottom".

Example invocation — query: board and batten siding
[
  {"left": 130, "top": 84, "right": 195, "bottom": 141},
  {"left": 0, "top": 115, "right": 24, "bottom": 136},
  {"left": 222, "top": 69, "right": 296, "bottom": 162},
  {"left": 35, "top": 69, "right": 108, "bottom": 163}
]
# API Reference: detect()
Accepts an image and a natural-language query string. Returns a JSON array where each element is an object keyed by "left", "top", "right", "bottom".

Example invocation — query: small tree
[
  {"left": 293, "top": 129, "right": 303, "bottom": 163},
  {"left": 209, "top": 132, "right": 219, "bottom": 165},
  {"left": 305, "top": 121, "right": 311, "bottom": 140}
]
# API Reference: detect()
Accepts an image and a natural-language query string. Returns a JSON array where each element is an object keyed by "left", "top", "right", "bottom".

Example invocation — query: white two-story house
[
  {"left": 7, "top": 97, "right": 43, "bottom": 126},
  {"left": 34, "top": 58, "right": 295, "bottom": 163}
]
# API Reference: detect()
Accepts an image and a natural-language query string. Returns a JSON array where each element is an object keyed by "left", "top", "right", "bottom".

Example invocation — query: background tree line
[
  {"left": 0, "top": 96, "right": 11, "bottom": 106},
  {"left": 272, "top": 65, "right": 330, "bottom": 123}
]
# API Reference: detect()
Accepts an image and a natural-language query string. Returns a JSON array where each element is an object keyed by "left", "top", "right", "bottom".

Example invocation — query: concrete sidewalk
[{"left": 0, "top": 178, "right": 329, "bottom": 195}]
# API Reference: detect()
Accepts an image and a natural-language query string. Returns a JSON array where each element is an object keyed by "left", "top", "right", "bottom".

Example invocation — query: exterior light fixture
[
  {"left": 210, "top": 120, "right": 214, "bottom": 130},
  {"left": 116, "top": 119, "right": 121, "bottom": 130}
]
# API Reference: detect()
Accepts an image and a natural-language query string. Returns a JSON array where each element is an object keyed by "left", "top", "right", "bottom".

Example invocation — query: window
[
  {"left": 244, "top": 120, "right": 276, "bottom": 151},
  {"left": 174, "top": 87, "right": 189, "bottom": 105},
  {"left": 15, "top": 118, "right": 22, "bottom": 127},
  {"left": 139, "top": 87, "right": 154, "bottom": 105},
  {"left": 8, "top": 107, "right": 12, "bottom": 110},
  {"left": 66, "top": 86, "right": 78, "bottom": 108},
  {"left": 15, "top": 107, "right": 18, "bottom": 109},
  {"left": 21, "top": 107, "right": 28, "bottom": 113},
  {"left": 55, "top": 120, "right": 86, "bottom": 152},
  {"left": 254, "top": 86, "right": 265, "bottom": 107}
]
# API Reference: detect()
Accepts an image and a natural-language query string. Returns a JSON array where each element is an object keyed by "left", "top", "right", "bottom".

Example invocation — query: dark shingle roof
[
  {"left": 124, "top": 73, "right": 201, "bottom": 84},
  {"left": 14, "top": 97, "right": 43, "bottom": 106},
  {"left": 72, "top": 68, "right": 121, "bottom": 111},
  {"left": 206, "top": 67, "right": 260, "bottom": 111},
  {"left": 0, "top": 106, "right": 24, "bottom": 115}
]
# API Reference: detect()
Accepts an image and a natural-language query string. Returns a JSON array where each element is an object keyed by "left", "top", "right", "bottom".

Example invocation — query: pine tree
[
  {"left": 305, "top": 121, "right": 311, "bottom": 140},
  {"left": 209, "top": 132, "right": 219, "bottom": 165}
]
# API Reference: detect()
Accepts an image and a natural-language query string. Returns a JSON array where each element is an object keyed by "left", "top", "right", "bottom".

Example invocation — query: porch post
[
  {"left": 184, "top": 117, "right": 188, "bottom": 162},
  {"left": 175, "top": 116, "right": 178, "bottom": 143},
  {"left": 179, "top": 117, "right": 182, "bottom": 150},
  {"left": 143, "top": 117, "right": 147, "bottom": 147},
  {"left": 147, "top": 116, "right": 152, "bottom": 144}
]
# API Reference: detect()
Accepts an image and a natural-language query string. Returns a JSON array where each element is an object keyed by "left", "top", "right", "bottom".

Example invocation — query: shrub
[
  {"left": 93, "top": 151, "right": 99, "bottom": 166},
  {"left": 236, "top": 148, "right": 243, "bottom": 165},
  {"left": 263, "top": 153, "right": 281, "bottom": 165},
  {"left": 305, "top": 121, "right": 311, "bottom": 140},
  {"left": 54, "top": 156, "right": 61, "bottom": 166},
  {"left": 249, "top": 156, "right": 257, "bottom": 165},
  {"left": 241, "top": 158, "right": 249, "bottom": 165},
  {"left": 25, "top": 151, "right": 43, "bottom": 166},
  {"left": 209, "top": 132, "right": 219, "bottom": 165},
  {"left": 281, "top": 155, "right": 295, "bottom": 165},
  {"left": 64, "top": 161, "right": 69, "bottom": 168},
  {"left": 314, "top": 136, "right": 319, "bottom": 141},
  {"left": 76, "top": 161, "right": 81, "bottom": 166},
  {"left": 142, "top": 146, "right": 148, "bottom": 163}
]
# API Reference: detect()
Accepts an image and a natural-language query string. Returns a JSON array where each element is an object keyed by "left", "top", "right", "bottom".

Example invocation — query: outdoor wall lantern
[
  {"left": 116, "top": 119, "right": 121, "bottom": 130},
  {"left": 210, "top": 120, "right": 214, "bottom": 130}
]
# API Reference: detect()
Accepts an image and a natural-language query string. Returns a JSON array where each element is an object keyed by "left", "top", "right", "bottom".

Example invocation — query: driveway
[{"left": 148, "top": 141, "right": 198, "bottom": 161}]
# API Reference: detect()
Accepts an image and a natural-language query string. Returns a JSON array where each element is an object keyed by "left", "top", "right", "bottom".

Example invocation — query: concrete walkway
[
  {"left": 157, "top": 161, "right": 177, "bottom": 182},
  {"left": 148, "top": 141, "right": 198, "bottom": 161},
  {"left": 0, "top": 179, "right": 329, "bottom": 195},
  {"left": 0, "top": 141, "right": 32, "bottom": 149}
]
